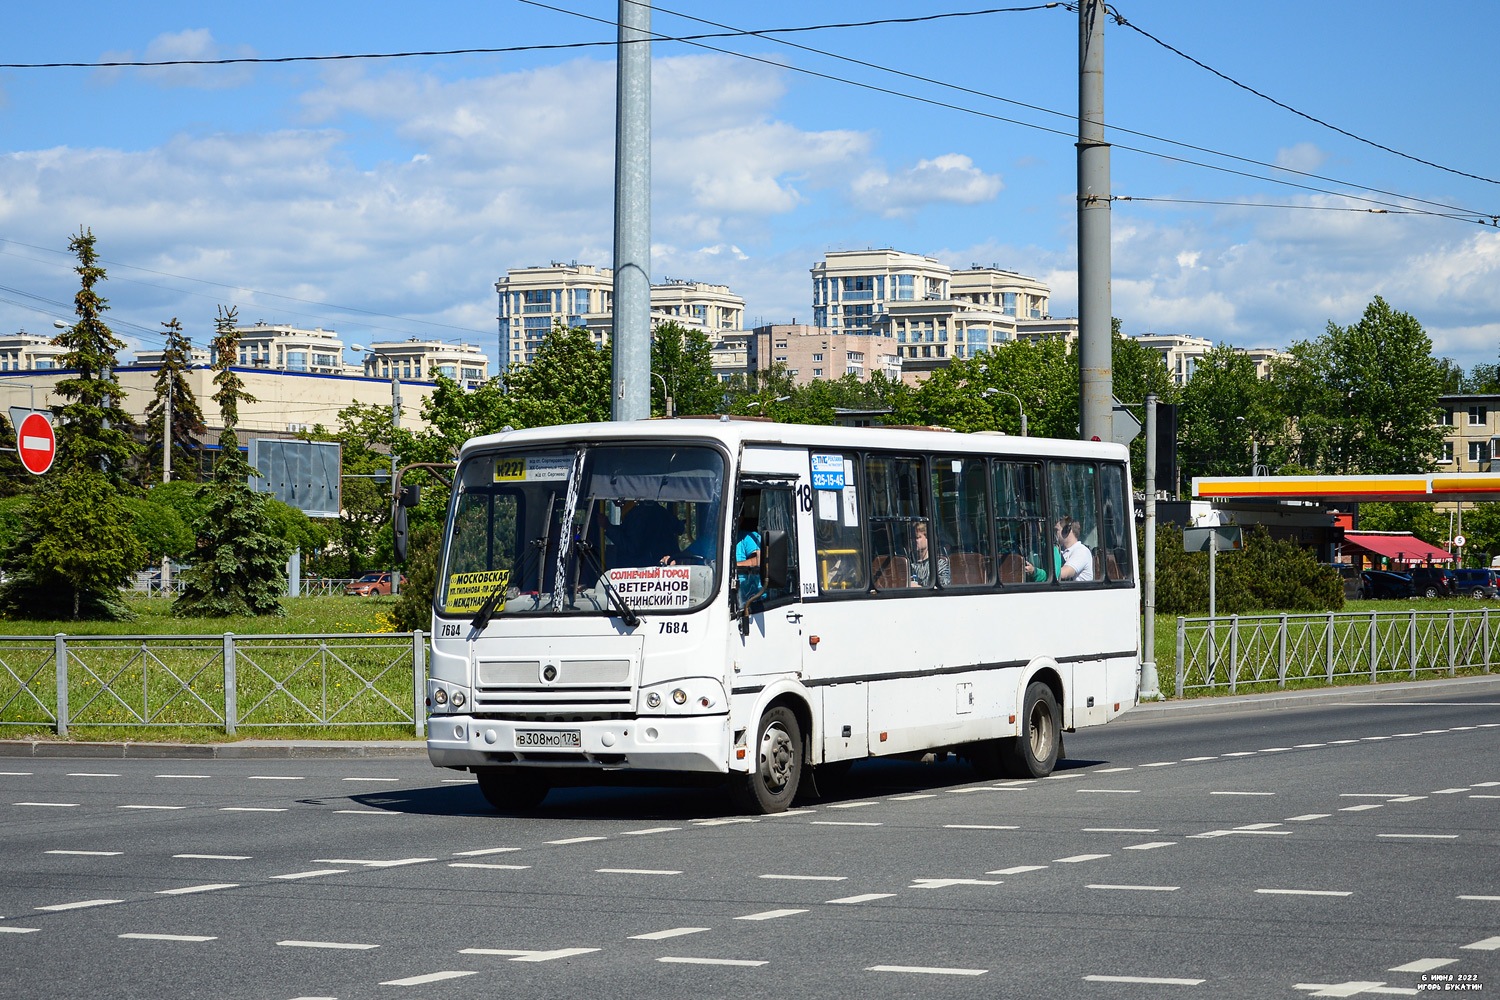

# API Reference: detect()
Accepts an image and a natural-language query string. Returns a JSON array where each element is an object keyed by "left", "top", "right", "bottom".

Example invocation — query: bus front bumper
[{"left": 426, "top": 714, "right": 731, "bottom": 774}]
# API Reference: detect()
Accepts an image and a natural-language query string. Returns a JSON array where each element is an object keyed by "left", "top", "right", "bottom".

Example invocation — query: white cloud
[
  {"left": 99, "top": 29, "right": 258, "bottom": 90},
  {"left": 852, "top": 154, "right": 1004, "bottom": 218},
  {"left": 1274, "top": 141, "right": 1330, "bottom": 174}
]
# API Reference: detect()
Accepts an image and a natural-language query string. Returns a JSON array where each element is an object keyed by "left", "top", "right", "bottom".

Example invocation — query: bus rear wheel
[
  {"left": 729, "top": 706, "right": 802, "bottom": 814},
  {"left": 1000, "top": 681, "right": 1061, "bottom": 778},
  {"left": 475, "top": 769, "right": 550, "bottom": 811}
]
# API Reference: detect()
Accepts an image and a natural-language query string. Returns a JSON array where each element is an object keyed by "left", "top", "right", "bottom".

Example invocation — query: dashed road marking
[
  {"left": 760, "top": 874, "right": 844, "bottom": 881},
  {"left": 1339, "top": 804, "right": 1383, "bottom": 812},
  {"left": 630, "top": 927, "right": 710, "bottom": 940},
  {"left": 341, "top": 777, "right": 399, "bottom": 782},
  {"left": 596, "top": 868, "right": 681, "bottom": 875},
  {"left": 315, "top": 858, "right": 433, "bottom": 868},
  {"left": 868, "top": 964, "right": 986, "bottom": 976},
  {"left": 1462, "top": 936, "right": 1500, "bottom": 951},
  {"left": 461, "top": 947, "right": 598, "bottom": 962},
  {"left": 1432, "top": 787, "right": 1470, "bottom": 795},
  {"left": 1141, "top": 762, "right": 1176, "bottom": 767},
  {"left": 66, "top": 773, "right": 118, "bottom": 777},
  {"left": 1471, "top": 794, "right": 1500, "bottom": 799},
  {"left": 278, "top": 940, "right": 379, "bottom": 950},
  {"left": 449, "top": 863, "right": 529, "bottom": 870},
  {"left": 270, "top": 869, "right": 346, "bottom": 880},
  {"left": 810, "top": 821, "right": 882, "bottom": 826},
  {"left": 1260, "top": 748, "right": 1292, "bottom": 753},
  {"left": 247, "top": 776, "right": 304, "bottom": 781},
  {"left": 1054, "top": 854, "right": 1110, "bottom": 863},
  {"left": 1292, "top": 981, "right": 1397, "bottom": 995},
  {"left": 1222, "top": 752, "right": 1257, "bottom": 757},
  {"left": 1182, "top": 756, "right": 1218, "bottom": 762},
  {"left": 1388, "top": 796, "right": 1428, "bottom": 802},
  {"left": 222, "top": 807, "right": 286, "bottom": 812},
  {"left": 157, "top": 884, "right": 238, "bottom": 895},
  {"left": 735, "top": 909, "right": 807, "bottom": 921},
  {"left": 1389, "top": 958, "right": 1457, "bottom": 972},
  {"left": 1124, "top": 842, "right": 1177, "bottom": 851},
  {"left": 660, "top": 956, "right": 766, "bottom": 967},
  {"left": 120, "top": 933, "right": 216, "bottom": 942},
  {"left": 1086, "top": 884, "right": 1179, "bottom": 891},
  {"left": 889, "top": 794, "right": 936, "bottom": 801},
  {"left": 0, "top": 771, "right": 33, "bottom": 776},
  {"left": 1085, "top": 974, "right": 1204, "bottom": 985},
  {"left": 119, "top": 805, "right": 185, "bottom": 811},
  {"left": 988, "top": 865, "right": 1047, "bottom": 875},
  {"left": 1235, "top": 823, "right": 1282, "bottom": 830},
  {"left": 1458, "top": 895, "right": 1500, "bottom": 901},
  {"left": 0, "top": 927, "right": 39, "bottom": 934},
  {"left": 452, "top": 847, "right": 521, "bottom": 856},
  {"left": 1378, "top": 834, "right": 1458, "bottom": 840},
  {"left": 944, "top": 824, "right": 1018, "bottom": 830},
  {"left": 1286, "top": 814, "right": 1331, "bottom": 822},
  {"left": 1339, "top": 793, "right": 1403, "bottom": 798},
  {"left": 620, "top": 827, "right": 680, "bottom": 836},
  {"left": 909, "top": 878, "right": 1002, "bottom": 889},
  {"left": 14, "top": 802, "right": 77, "bottom": 807},
  {"left": 1084, "top": 828, "right": 1158, "bottom": 833},
  {"left": 547, "top": 836, "right": 606, "bottom": 845},
  {"left": 826, "top": 801, "right": 878, "bottom": 809},
  {"left": 826, "top": 893, "right": 896, "bottom": 904},
  {"left": 1212, "top": 791, "right": 1274, "bottom": 796},
  {"left": 1255, "top": 888, "right": 1351, "bottom": 897},
  {"left": 1095, "top": 767, "right": 1133, "bottom": 772},
  {"left": 380, "top": 971, "right": 476, "bottom": 986},
  {"left": 333, "top": 809, "right": 403, "bottom": 815},
  {"left": 155, "top": 774, "right": 210, "bottom": 779},
  {"left": 1475, "top": 781, "right": 1500, "bottom": 787},
  {"left": 1077, "top": 789, "right": 1138, "bottom": 794},
  {"left": 46, "top": 850, "right": 120, "bottom": 856},
  {"left": 35, "top": 899, "right": 121, "bottom": 911},
  {"left": 1294, "top": 744, "right": 1326, "bottom": 749},
  {"left": 175, "top": 854, "right": 249, "bottom": 860}
]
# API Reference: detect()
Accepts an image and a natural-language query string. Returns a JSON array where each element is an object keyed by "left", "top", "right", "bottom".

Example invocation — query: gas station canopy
[{"left": 1192, "top": 473, "right": 1500, "bottom": 504}]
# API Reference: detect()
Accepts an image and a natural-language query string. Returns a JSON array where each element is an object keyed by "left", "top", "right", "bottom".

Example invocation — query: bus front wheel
[
  {"left": 1001, "top": 682, "right": 1061, "bottom": 778},
  {"left": 730, "top": 706, "right": 802, "bottom": 814},
  {"left": 475, "top": 769, "right": 550, "bottom": 811}
]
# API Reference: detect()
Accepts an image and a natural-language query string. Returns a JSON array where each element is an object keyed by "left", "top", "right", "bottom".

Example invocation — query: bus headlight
[
  {"left": 451, "top": 690, "right": 466, "bottom": 708},
  {"left": 433, "top": 688, "right": 448, "bottom": 706},
  {"left": 672, "top": 689, "right": 687, "bottom": 705},
  {"left": 646, "top": 692, "right": 661, "bottom": 708},
  {"left": 639, "top": 679, "right": 724, "bottom": 715}
]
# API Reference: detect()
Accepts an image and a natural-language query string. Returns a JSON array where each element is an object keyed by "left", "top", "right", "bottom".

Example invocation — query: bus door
[{"left": 730, "top": 447, "right": 817, "bottom": 684}]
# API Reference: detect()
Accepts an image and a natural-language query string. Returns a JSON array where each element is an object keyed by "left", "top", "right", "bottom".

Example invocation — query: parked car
[
  {"left": 1451, "top": 568, "right": 1499, "bottom": 600},
  {"left": 1326, "top": 563, "right": 1363, "bottom": 601},
  {"left": 343, "top": 572, "right": 406, "bottom": 596},
  {"left": 1407, "top": 566, "right": 1457, "bottom": 599},
  {"left": 1361, "top": 570, "right": 1415, "bottom": 600}
]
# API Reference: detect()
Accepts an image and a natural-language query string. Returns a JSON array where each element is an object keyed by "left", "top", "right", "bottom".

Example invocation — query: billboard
[{"left": 248, "top": 438, "right": 342, "bottom": 518}]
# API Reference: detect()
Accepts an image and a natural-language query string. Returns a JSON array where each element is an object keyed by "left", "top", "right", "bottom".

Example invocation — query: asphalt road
[{"left": 2, "top": 693, "right": 1498, "bottom": 1000}]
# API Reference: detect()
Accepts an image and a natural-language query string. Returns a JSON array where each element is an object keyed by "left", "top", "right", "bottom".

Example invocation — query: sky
[{"left": 2, "top": 1, "right": 1498, "bottom": 373}]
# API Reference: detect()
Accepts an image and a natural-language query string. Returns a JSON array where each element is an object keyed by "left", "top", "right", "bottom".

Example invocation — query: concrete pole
[
  {"left": 390, "top": 372, "right": 401, "bottom": 598},
  {"left": 161, "top": 378, "right": 172, "bottom": 591},
  {"left": 1140, "top": 394, "right": 1161, "bottom": 700},
  {"left": 611, "top": 0, "right": 652, "bottom": 422},
  {"left": 1077, "top": 0, "right": 1113, "bottom": 442}
]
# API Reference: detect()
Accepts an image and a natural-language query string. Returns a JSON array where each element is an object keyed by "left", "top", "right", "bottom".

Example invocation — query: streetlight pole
[
  {"left": 1140, "top": 393, "right": 1161, "bottom": 700},
  {"left": 161, "top": 374, "right": 172, "bottom": 591},
  {"left": 982, "top": 388, "right": 1027, "bottom": 436}
]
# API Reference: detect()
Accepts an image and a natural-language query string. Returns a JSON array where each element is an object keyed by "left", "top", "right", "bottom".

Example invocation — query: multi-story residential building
[
  {"left": 1435, "top": 394, "right": 1500, "bottom": 471},
  {"left": 494, "top": 263, "right": 747, "bottom": 369},
  {"left": 951, "top": 265, "right": 1051, "bottom": 320},
  {"left": 132, "top": 346, "right": 212, "bottom": 368},
  {"left": 1239, "top": 346, "right": 1290, "bottom": 380},
  {"left": 226, "top": 323, "right": 349, "bottom": 375},
  {"left": 362, "top": 340, "right": 489, "bottom": 388},
  {"left": 749, "top": 324, "right": 901, "bottom": 386},
  {"left": 0, "top": 330, "right": 67, "bottom": 371},
  {"left": 810, "top": 249, "right": 951, "bottom": 335},
  {"left": 1133, "top": 333, "right": 1288, "bottom": 385}
]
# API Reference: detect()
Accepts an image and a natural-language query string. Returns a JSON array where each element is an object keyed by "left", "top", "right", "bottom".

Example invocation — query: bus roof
[{"left": 457, "top": 419, "right": 1130, "bottom": 464}]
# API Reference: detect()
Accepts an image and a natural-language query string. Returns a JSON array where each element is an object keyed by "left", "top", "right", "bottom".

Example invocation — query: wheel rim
[
  {"left": 1027, "top": 700, "right": 1053, "bottom": 761},
  {"left": 758, "top": 722, "right": 796, "bottom": 793}
]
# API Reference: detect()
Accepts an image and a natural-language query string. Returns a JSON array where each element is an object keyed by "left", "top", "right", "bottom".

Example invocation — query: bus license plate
[{"left": 515, "top": 729, "right": 582, "bottom": 749}]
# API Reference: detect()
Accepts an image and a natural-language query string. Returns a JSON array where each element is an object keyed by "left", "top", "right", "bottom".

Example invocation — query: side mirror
[
  {"left": 398, "top": 483, "right": 421, "bottom": 508},
  {"left": 762, "top": 529, "right": 790, "bottom": 591},
  {"left": 393, "top": 504, "right": 409, "bottom": 562}
]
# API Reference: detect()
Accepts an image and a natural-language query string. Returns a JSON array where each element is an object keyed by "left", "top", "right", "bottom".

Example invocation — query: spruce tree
[
  {"left": 144, "top": 318, "right": 208, "bottom": 483},
  {"left": 174, "top": 306, "right": 291, "bottom": 617}
]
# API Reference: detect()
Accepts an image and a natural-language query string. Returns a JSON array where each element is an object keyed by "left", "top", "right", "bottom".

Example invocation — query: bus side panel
[
  {"left": 866, "top": 669, "right": 1015, "bottom": 755},
  {"left": 821, "top": 681, "right": 869, "bottom": 762},
  {"left": 1069, "top": 659, "right": 1109, "bottom": 729}
]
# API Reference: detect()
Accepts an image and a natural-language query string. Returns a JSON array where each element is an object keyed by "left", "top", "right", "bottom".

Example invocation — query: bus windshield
[{"left": 438, "top": 444, "right": 726, "bottom": 618}]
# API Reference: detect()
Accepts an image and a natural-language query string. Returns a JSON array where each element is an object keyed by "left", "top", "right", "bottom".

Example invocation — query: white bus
[{"left": 425, "top": 420, "right": 1140, "bottom": 814}]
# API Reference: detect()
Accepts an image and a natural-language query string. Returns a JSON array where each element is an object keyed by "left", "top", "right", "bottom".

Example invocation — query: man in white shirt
[{"left": 1056, "top": 518, "right": 1094, "bottom": 582}]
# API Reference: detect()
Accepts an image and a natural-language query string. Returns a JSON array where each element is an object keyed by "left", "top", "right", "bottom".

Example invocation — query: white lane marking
[
  {"left": 247, "top": 776, "right": 304, "bottom": 781},
  {"left": 1471, "top": 794, "right": 1500, "bottom": 799},
  {"left": 811, "top": 821, "right": 882, "bottom": 827},
  {"left": 909, "top": 878, "right": 1002, "bottom": 889},
  {"left": 0, "top": 927, "right": 39, "bottom": 934},
  {"left": 1087, "top": 884, "right": 1180, "bottom": 892},
  {"left": 1125, "top": 842, "right": 1177, "bottom": 851},
  {"left": 1339, "top": 793, "right": 1404, "bottom": 798},
  {"left": 66, "top": 773, "right": 119, "bottom": 777},
  {"left": 763, "top": 809, "right": 818, "bottom": 818},
  {"left": 174, "top": 854, "right": 250, "bottom": 860},
  {"left": 1294, "top": 743, "right": 1326, "bottom": 749},
  {"left": 1084, "top": 974, "right": 1204, "bottom": 985},
  {"left": 1432, "top": 787, "right": 1470, "bottom": 794},
  {"left": 157, "top": 884, "right": 239, "bottom": 895},
  {"left": 1084, "top": 828, "right": 1159, "bottom": 833},
  {"left": 46, "top": 850, "right": 121, "bottom": 856},
  {"left": 659, "top": 956, "right": 766, "bottom": 967},
  {"left": 0, "top": 771, "right": 33, "bottom": 775},
  {"left": 949, "top": 787, "right": 1003, "bottom": 794},
  {"left": 1260, "top": 748, "right": 1292, "bottom": 753},
  {"left": 596, "top": 868, "right": 681, "bottom": 876},
  {"left": 620, "top": 827, "right": 681, "bottom": 836},
  {"left": 1182, "top": 756, "right": 1218, "bottom": 761},
  {"left": 1141, "top": 762, "right": 1176, "bottom": 767},
  {"left": 1379, "top": 834, "right": 1458, "bottom": 840},
  {"left": 449, "top": 863, "right": 529, "bottom": 870},
  {"left": 441, "top": 778, "right": 477, "bottom": 783},
  {"left": 1043, "top": 773, "right": 1083, "bottom": 779},
  {"left": 453, "top": 847, "right": 521, "bottom": 856},
  {"left": 1328, "top": 739, "right": 1360, "bottom": 744},
  {"left": 735, "top": 909, "right": 807, "bottom": 921},
  {"left": 1236, "top": 823, "right": 1283, "bottom": 830},
  {"left": 1190, "top": 828, "right": 1291, "bottom": 838},
  {"left": 1095, "top": 766, "right": 1133, "bottom": 772},
  {"left": 1291, "top": 981, "right": 1395, "bottom": 996},
  {"left": 35, "top": 899, "right": 122, "bottom": 911},
  {"left": 1286, "top": 814, "right": 1331, "bottom": 822},
  {"left": 759, "top": 874, "right": 845, "bottom": 881},
  {"left": 278, "top": 940, "right": 379, "bottom": 950},
  {"left": 380, "top": 971, "right": 477, "bottom": 986},
  {"left": 270, "top": 869, "right": 347, "bottom": 880},
  {"left": 889, "top": 794, "right": 936, "bottom": 801},
  {"left": 314, "top": 858, "right": 433, "bottom": 868},
  {"left": 826, "top": 801, "right": 878, "bottom": 809},
  {"left": 944, "top": 824, "right": 1018, "bottom": 830},
  {"left": 341, "top": 777, "right": 399, "bottom": 782},
  {"left": 221, "top": 807, "right": 286, "bottom": 812},
  {"left": 1388, "top": 796, "right": 1428, "bottom": 802},
  {"left": 868, "top": 964, "right": 986, "bottom": 976},
  {"left": 1392, "top": 733, "right": 1421, "bottom": 737},
  {"left": 1475, "top": 781, "right": 1500, "bottom": 787},
  {"left": 547, "top": 836, "right": 606, "bottom": 845},
  {"left": 630, "top": 927, "right": 710, "bottom": 940},
  {"left": 1458, "top": 895, "right": 1500, "bottom": 901},
  {"left": 467, "top": 947, "right": 599, "bottom": 962},
  {"left": 1222, "top": 751, "right": 1257, "bottom": 757},
  {"left": 826, "top": 893, "right": 897, "bottom": 904},
  {"left": 1389, "top": 958, "right": 1457, "bottom": 972},
  {"left": 1212, "top": 791, "right": 1274, "bottom": 796},
  {"left": 120, "top": 933, "right": 217, "bottom": 942},
  {"left": 1462, "top": 936, "right": 1500, "bottom": 950},
  {"left": 691, "top": 817, "right": 760, "bottom": 826},
  {"left": 1421, "top": 730, "right": 1450, "bottom": 735},
  {"left": 988, "top": 865, "right": 1048, "bottom": 875},
  {"left": 1255, "top": 888, "right": 1351, "bottom": 897},
  {"left": 333, "top": 809, "right": 403, "bottom": 815},
  {"left": 118, "top": 805, "right": 184, "bottom": 810},
  {"left": 1054, "top": 854, "right": 1110, "bottom": 863},
  {"left": 1077, "top": 789, "right": 1139, "bottom": 794},
  {"left": 1339, "top": 804, "right": 1384, "bottom": 812},
  {"left": 1361, "top": 736, "right": 1392, "bottom": 741},
  {"left": 14, "top": 802, "right": 77, "bottom": 807},
  {"left": 155, "top": 774, "right": 210, "bottom": 779}
]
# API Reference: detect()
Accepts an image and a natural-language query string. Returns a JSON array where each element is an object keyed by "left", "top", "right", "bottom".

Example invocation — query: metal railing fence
[
  {"left": 1176, "top": 609, "right": 1495, "bottom": 696},
  {"left": 0, "top": 632, "right": 426, "bottom": 738},
  {"left": 125, "top": 577, "right": 365, "bottom": 598}
]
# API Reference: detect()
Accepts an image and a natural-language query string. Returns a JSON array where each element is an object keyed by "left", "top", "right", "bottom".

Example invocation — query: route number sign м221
[{"left": 17, "top": 412, "right": 55, "bottom": 476}]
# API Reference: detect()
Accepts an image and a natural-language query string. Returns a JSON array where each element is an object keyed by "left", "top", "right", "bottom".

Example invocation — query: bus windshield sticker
[
  {"left": 494, "top": 454, "right": 572, "bottom": 483},
  {"left": 811, "top": 453, "right": 845, "bottom": 490},
  {"left": 606, "top": 566, "right": 693, "bottom": 610},
  {"left": 817, "top": 489, "right": 838, "bottom": 521},
  {"left": 841, "top": 459, "right": 859, "bottom": 526},
  {"left": 445, "top": 569, "right": 509, "bottom": 614}
]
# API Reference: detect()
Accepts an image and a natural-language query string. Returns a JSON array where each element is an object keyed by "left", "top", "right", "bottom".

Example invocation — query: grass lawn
[{"left": 0, "top": 594, "right": 400, "bottom": 637}]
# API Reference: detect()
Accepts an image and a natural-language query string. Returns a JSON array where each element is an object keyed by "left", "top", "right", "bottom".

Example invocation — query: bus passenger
[
  {"left": 1055, "top": 516, "right": 1094, "bottom": 582},
  {"left": 908, "top": 522, "right": 950, "bottom": 587}
]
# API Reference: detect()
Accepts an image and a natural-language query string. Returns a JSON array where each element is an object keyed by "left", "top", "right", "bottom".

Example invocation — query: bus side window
[
  {"left": 1048, "top": 461, "right": 1100, "bottom": 584},
  {"left": 732, "top": 487, "right": 798, "bottom": 611},
  {"left": 1099, "top": 463, "right": 1133, "bottom": 583},
  {"left": 864, "top": 455, "right": 929, "bottom": 590},
  {"left": 933, "top": 455, "right": 994, "bottom": 587},
  {"left": 994, "top": 461, "right": 1048, "bottom": 585},
  {"left": 813, "top": 454, "right": 867, "bottom": 593}
]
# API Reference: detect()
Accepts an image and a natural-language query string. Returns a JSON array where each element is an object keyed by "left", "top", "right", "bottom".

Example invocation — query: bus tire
[
  {"left": 475, "top": 769, "right": 550, "bottom": 811},
  {"left": 1001, "top": 681, "right": 1061, "bottom": 778},
  {"left": 730, "top": 706, "right": 802, "bottom": 814}
]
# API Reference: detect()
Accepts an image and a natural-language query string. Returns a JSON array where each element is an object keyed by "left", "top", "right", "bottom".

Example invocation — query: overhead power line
[{"left": 1103, "top": 4, "right": 1500, "bottom": 187}]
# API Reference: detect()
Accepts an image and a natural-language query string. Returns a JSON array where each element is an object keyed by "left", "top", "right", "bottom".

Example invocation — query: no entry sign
[{"left": 17, "top": 412, "right": 55, "bottom": 475}]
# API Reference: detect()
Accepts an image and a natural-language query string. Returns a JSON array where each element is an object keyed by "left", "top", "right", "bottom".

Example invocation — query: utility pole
[
  {"left": 390, "top": 372, "right": 401, "bottom": 597},
  {"left": 1140, "top": 393, "right": 1161, "bottom": 700},
  {"left": 611, "top": 0, "right": 651, "bottom": 422},
  {"left": 1077, "top": 0, "right": 1112, "bottom": 443},
  {"left": 161, "top": 377, "right": 172, "bottom": 592}
]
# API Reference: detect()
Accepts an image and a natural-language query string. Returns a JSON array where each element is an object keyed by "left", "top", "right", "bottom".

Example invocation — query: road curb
[
  {"left": 0, "top": 739, "right": 428, "bottom": 759},
  {"left": 1121, "top": 673, "right": 1500, "bottom": 724}
]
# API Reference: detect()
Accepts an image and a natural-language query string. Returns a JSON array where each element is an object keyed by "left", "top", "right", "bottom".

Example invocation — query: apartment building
[
  {"left": 0, "top": 330, "right": 67, "bottom": 371},
  {"left": 810, "top": 249, "right": 951, "bottom": 335},
  {"left": 1133, "top": 333, "right": 1288, "bottom": 385},
  {"left": 133, "top": 346, "right": 212, "bottom": 367},
  {"left": 226, "top": 323, "right": 351, "bottom": 375},
  {"left": 362, "top": 340, "right": 490, "bottom": 389},
  {"left": 749, "top": 324, "right": 901, "bottom": 386},
  {"left": 1436, "top": 394, "right": 1500, "bottom": 470}
]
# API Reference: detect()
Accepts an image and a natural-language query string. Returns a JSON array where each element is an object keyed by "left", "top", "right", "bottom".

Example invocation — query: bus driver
[{"left": 1055, "top": 516, "right": 1094, "bottom": 582}]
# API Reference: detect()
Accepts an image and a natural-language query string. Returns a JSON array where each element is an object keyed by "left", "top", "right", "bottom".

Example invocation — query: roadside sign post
[
  {"left": 1140, "top": 394, "right": 1161, "bottom": 701},
  {"left": 1184, "top": 525, "right": 1244, "bottom": 618}
]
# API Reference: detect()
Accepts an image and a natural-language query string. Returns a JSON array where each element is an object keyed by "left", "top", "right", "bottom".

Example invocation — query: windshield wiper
[{"left": 573, "top": 538, "right": 640, "bottom": 627}]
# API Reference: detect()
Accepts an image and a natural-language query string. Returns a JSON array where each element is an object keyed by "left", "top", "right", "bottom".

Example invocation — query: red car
[{"left": 344, "top": 572, "right": 406, "bottom": 596}]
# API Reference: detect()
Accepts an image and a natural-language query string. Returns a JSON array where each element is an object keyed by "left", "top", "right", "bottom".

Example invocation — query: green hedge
[{"left": 1151, "top": 524, "right": 1343, "bottom": 616}]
